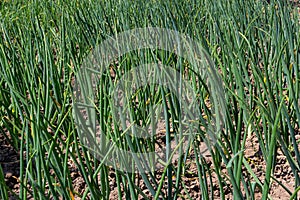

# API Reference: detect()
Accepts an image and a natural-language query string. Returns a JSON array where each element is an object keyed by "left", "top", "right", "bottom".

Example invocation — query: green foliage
[{"left": 0, "top": 0, "right": 299, "bottom": 199}]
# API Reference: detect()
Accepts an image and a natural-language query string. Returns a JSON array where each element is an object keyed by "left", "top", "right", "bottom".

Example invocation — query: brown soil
[{"left": 1, "top": 128, "right": 299, "bottom": 199}]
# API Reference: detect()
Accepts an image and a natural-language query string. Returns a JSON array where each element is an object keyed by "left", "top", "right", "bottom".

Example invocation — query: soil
[
  {"left": 1, "top": 126, "right": 299, "bottom": 199},
  {"left": 0, "top": 133, "right": 20, "bottom": 200}
]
